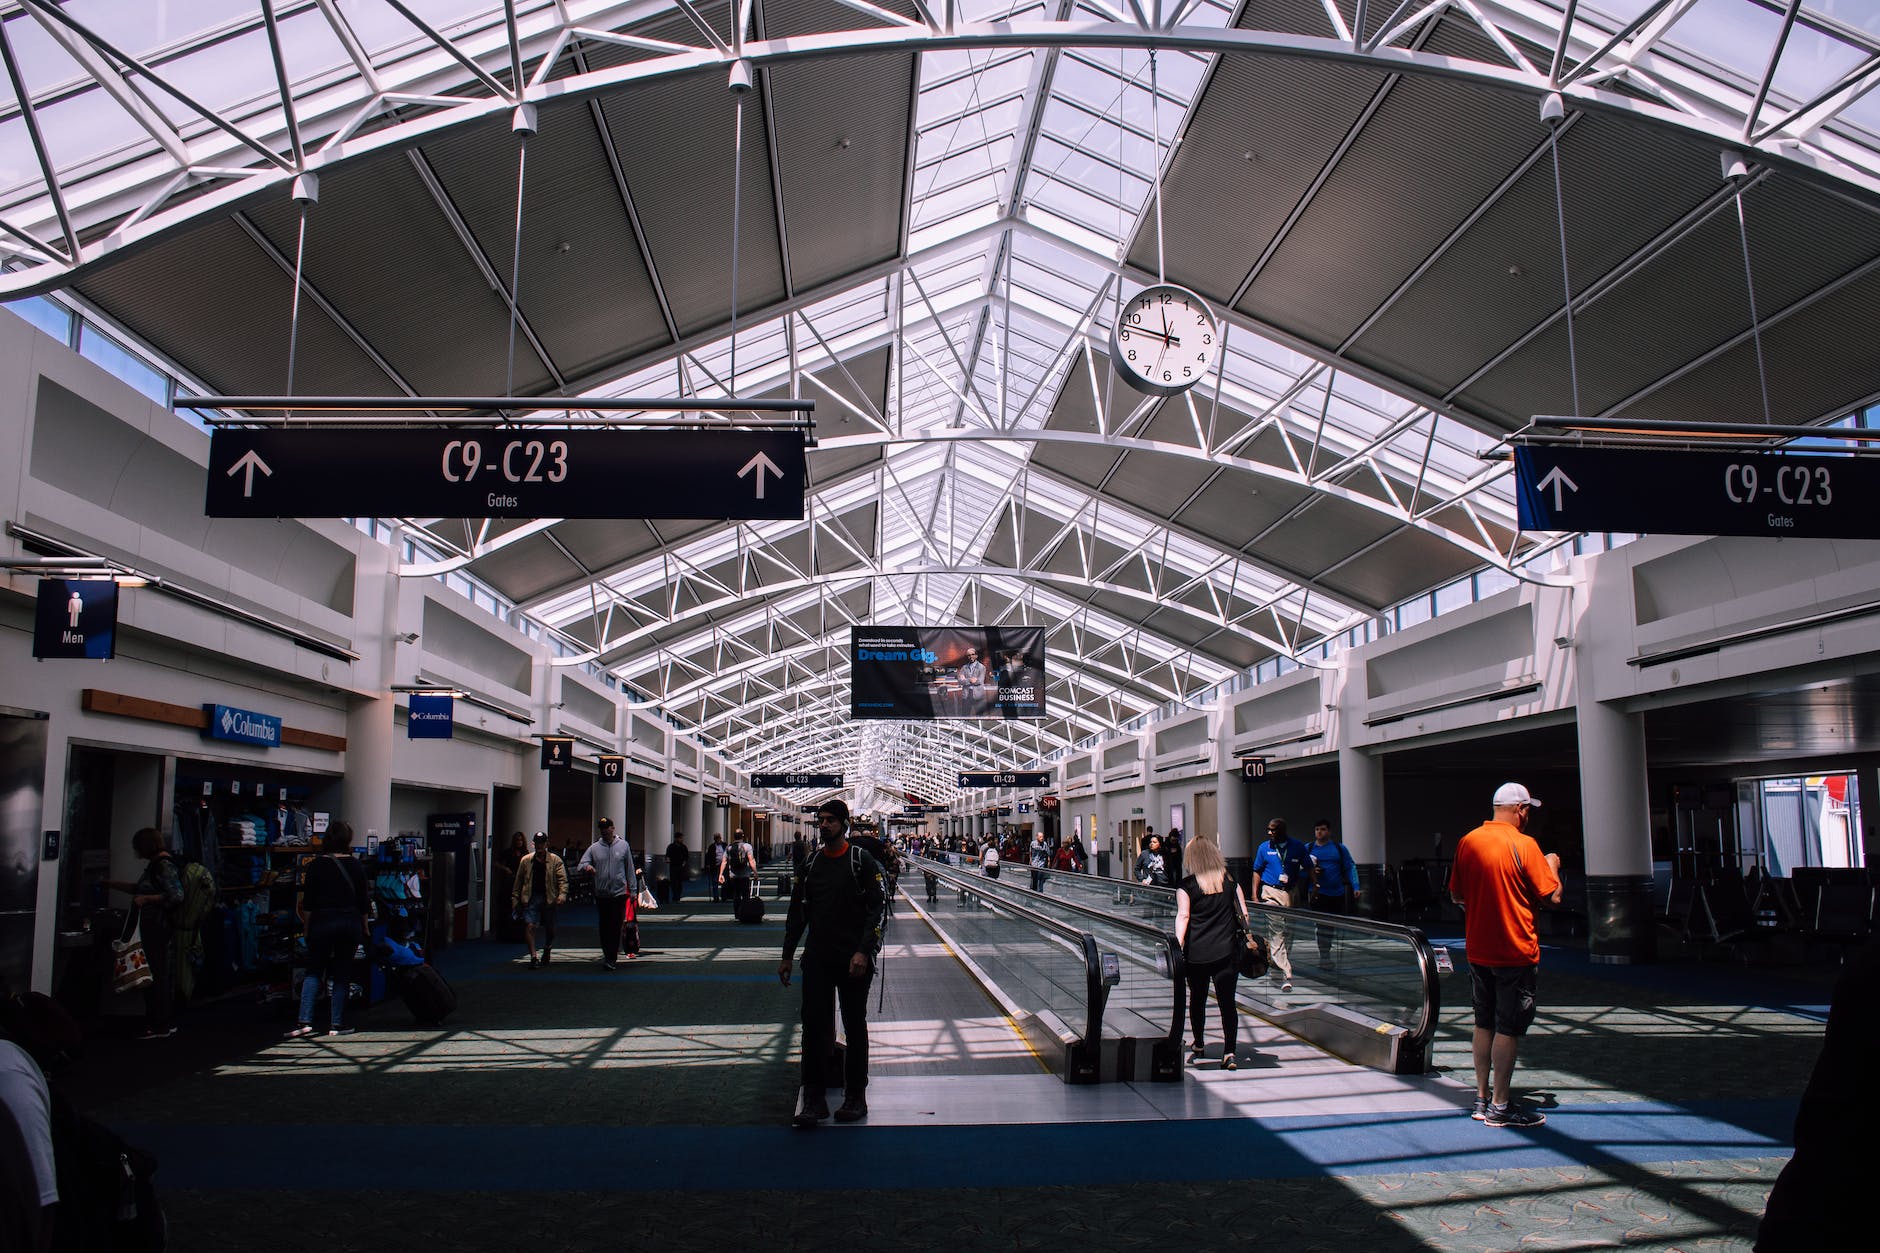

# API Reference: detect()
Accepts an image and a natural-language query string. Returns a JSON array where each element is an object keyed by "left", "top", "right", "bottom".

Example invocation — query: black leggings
[{"left": 1184, "top": 956, "right": 1239, "bottom": 1053}]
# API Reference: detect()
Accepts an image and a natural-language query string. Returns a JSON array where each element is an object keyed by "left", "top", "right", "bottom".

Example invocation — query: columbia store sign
[{"left": 202, "top": 703, "right": 282, "bottom": 748}]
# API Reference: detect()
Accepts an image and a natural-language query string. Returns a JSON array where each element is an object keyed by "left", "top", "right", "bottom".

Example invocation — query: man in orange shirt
[{"left": 1450, "top": 782, "right": 1562, "bottom": 1129}]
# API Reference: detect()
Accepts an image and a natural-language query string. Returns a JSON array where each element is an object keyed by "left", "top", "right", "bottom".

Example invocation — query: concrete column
[
  {"left": 1338, "top": 745, "right": 1387, "bottom": 916},
  {"left": 1577, "top": 692, "right": 1656, "bottom": 964},
  {"left": 649, "top": 780, "right": 674, "bottom": 874},
  {"left": 1857, "top": 760, "right": 1880, "bottom": 866},
  {"left": 599, "top": 771, "right": 628, "bottom": 855},
  {"left": 1216, "top": 760, "right": 1250, "bottom": 889},
  {"left": 342, "top": 695, "right": 395, "bottom": 841},
  {"left": 682, "top": 789, "right": 704, "bottom": 857},
  {"left": 514, "top": 749, "right": 551, "bottom": 840},
  {"left": 1093, "top": 789, "right": 1113, "bottom": 878}
]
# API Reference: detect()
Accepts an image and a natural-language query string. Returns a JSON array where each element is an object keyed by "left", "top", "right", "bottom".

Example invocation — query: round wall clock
[{"left": 1108, "top": 284, "right": 1217, "bottom": 396}]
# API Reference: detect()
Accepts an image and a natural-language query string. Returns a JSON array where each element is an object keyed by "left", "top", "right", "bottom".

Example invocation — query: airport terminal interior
[{"left": 2, "top": 2, "right": 1879, "bottom": 1249}]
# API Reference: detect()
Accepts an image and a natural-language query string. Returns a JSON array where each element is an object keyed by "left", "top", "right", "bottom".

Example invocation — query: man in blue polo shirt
[
  {"left": 1307, "top": 818, "right": 1361, "bottom": 969},
  {"left": 1250, "top": 819, "right": 1308, "bottom": 992}
]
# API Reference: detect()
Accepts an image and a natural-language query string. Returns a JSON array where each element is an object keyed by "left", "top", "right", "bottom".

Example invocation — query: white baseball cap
[{"left": 1493, "top": 782, "right": 1540, "bottom": 808}]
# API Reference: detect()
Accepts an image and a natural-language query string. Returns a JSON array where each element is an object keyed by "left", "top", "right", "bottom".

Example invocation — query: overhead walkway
[{"left": 922, "top": 857, "right": 1442, "bottom": 1075}]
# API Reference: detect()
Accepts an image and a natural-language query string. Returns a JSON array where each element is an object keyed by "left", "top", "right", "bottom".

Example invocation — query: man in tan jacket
[{"left": 511, "top": 832, "right": 569, "bottom": 967}]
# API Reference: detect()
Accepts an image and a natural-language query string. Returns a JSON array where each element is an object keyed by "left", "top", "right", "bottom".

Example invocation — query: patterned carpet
[{"left": 51, "top": 897, "right": 1832, "bottom": 1252}]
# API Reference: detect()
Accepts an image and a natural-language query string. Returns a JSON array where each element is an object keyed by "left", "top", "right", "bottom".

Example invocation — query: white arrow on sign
[
  {"left": 737, "top": 451, "right": 782, "bottom": 500},
  {"left": 227, "top": 449, "right": 273, "bottom": 498},
  {"left": 1537, "top": 465, "right": 1578, "bottom": 511}
]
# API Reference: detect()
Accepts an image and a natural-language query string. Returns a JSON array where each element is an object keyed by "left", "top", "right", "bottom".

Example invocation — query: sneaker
[
  {"left": 1222, "top": 1053, "right": 1238, "bottom": 1071},
  {"left": 1280, "top": 980, "right": 1293, "bottom": 993},
  {"left": 625, "top": 953, "right": 638, "bottom": 960},
  {"left": 833, "top": 1096, "right": 868, "bottom": 1123},
  {"left": 541, "top": 949, "right": 552, "bottom": 964},
  {"left": 326, "top": 1025, "right": 356, "bottom": 1037},
  {"left": 528, "top": 955, "right": 539, "bottom": 968},
  {"left": 284, "top": 1024, "right": 315, "bottom": 1039},
  {"left": 1484, "top": 1103, "right": 1546, "bottom": 1128},
  {"left": 138, "top": 1027, "right": 177, "bottom": 1041},
  {"left": 1470, "top": 1098, "right": 1489, "bottom": 1121},
  {"left": 601, "top": 961, "right": 617, "bottom": 971}
]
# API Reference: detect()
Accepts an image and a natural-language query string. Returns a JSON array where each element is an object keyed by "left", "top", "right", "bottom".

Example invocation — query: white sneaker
[{"left": 1280, "top": 979, "right": 1294, "bottom": 992}]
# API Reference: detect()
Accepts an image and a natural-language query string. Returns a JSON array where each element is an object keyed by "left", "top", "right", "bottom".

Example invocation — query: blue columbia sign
[
  {"left": 407, "top": 693, "right": 454, "bottom": 740},
  {"left": 203, "top": 703, "right": 282, "bottom": 748}
]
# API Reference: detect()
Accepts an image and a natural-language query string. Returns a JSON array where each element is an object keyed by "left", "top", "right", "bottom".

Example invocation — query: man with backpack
[
  {"left": 1307, "top": 819, "right": 1361, "bottom": 969},
  {"left": 719, "top": 829, "right": 756, "bottom": 905},
  {"left": 779, "top": 800, "right": 886, "bottom": 1127}
]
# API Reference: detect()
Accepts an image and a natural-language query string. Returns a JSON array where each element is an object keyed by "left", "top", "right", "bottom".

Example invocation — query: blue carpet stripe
[{"left": 121, "top": 1098, "right": 1794, "bottom": 1191}]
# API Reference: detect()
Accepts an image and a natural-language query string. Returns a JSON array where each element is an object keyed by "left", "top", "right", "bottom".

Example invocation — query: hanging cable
[
  {"left": 504, "top": 107, "right": 537, "bottom": 404},
  {"left": 283, "top": 174, "right": 318, "bottom": 418},
  {"left": 1724, "top": 153, "right": 1775, "bottom": 426},
  {"left": 730, "top": 61, "right": 754, "bottom": 396},
  {"left": 1542, "top": 94, "right": 1580, "bottom": 417},
  {"left": 1150, "top": 49, "right": 1166, "bottom": 284}
]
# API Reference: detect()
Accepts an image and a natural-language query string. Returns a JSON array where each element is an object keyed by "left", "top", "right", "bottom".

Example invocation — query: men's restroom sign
[{"left": 34, "top": 579, "right": 118, "bottom": 659}]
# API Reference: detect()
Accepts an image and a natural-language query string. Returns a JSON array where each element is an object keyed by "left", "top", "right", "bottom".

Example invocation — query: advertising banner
[
  {"left": 850, "top": 626, "right": 1046, "bottom": 720},
  {"left": 407, "top": 693, "right": 454, "bottom": 740}
]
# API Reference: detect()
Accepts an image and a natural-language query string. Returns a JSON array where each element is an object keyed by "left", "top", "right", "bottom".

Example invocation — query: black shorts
[{"left": 1470, "top": 963, "right": 1539, "bottom": 1037}]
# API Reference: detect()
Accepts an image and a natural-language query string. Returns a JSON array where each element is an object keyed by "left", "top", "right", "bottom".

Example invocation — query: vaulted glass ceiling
[{"left": 7, "top": 1, "right": 1879, "bottom": 811}]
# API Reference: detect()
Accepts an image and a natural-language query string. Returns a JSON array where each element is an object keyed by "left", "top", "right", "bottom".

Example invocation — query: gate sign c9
[
  {"left": 1514, "top": 446, "right": 1875, "bottom": 539},
  {"left": 206, "top": 428, "right": 806, "bottom": 520}
]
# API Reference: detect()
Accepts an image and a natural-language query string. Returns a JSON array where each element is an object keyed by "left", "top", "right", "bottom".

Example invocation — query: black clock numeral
[
  {"left": 1163, "top": 370, "right": 1172, "bottom": 381},
  {"left": 1202, "top": 334, "right": 1212, "bottom": 344},
  {"left": 1128, "top": 350, "right": 1137, "bottom": 360},
  {"left": 1120, "top": 330, "right": 1130, "bottom": 341},
  {"left": 1184, "top": 366, "right": 1192, "bottom": 377},
  {"left": 1128, "top": 313, "right": 1142, "bottom": 325}
]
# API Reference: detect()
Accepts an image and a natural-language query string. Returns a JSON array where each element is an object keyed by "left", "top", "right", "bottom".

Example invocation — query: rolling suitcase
[
  {"left": 395, "top": 963, "right": 457, "bottom": 1024},
  {"left": 734, "top": 894, "right": 766, "bottom": 924},
  {"left": 776, "top": 872, "right": 793, "bottom": 899}
]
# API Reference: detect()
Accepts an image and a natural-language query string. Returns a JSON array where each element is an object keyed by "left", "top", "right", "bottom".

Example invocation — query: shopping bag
[
  {"left": 636, "top": 885, "right": 658, "bottom": 911},
  {"left": 113, "top": 915, "right": 154, "bottom": 993}
]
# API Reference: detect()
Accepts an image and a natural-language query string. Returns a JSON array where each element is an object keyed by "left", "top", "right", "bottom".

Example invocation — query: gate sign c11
[
  {"left": 33, "top": 578, "right": 118, "bottom": 659},
  {"left": 751, "top": 772, "right": 843, "bottom": 789},
  {"left": 957, "top": 771, "right": 1052, "bottom": 788}
]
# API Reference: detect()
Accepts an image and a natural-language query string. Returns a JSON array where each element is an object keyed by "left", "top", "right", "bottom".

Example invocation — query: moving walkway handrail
[
  {"left": 1022, "top": 863, "right": 1443, "bottom": 1060},
  {"left": 918, "top": 856, "right": 1183, "bottom": 1053},
  {"left": 916, "top": 857, "right": 1107, "bottom": 1052}
]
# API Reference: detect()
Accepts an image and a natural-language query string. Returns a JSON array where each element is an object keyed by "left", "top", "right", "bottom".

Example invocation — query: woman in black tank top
[{"left": 1174, "top": 835, "right": 1247, "bottom": 1070}]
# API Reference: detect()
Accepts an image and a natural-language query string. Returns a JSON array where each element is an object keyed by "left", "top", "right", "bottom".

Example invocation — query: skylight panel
[
  {"left": 908, "top": 201, "right": 1004, "bottom": 253},
  {"left": 62, "top": 0, "right": 257, "bottom": 61}
]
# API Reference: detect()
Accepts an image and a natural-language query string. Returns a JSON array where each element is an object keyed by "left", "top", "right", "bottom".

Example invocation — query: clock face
[{"left": 1108, "top": 284, "right": 1216, "bottom": 396}]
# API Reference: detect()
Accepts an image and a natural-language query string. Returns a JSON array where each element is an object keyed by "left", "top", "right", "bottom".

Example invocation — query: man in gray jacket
[{"left": 577, "top": 817, "right": 638, "bottom": 970}]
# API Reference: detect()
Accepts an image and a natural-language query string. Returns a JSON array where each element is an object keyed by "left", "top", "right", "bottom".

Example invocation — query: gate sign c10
[
  {"left": 752, "top": 772, "right": 843, "bottom": 789},
  {"left": 1514, "top": 445, "right": 1875, "bottom": 539},
  {"left": 957, "top": 771, "right": 1051, "bottom": 788}
]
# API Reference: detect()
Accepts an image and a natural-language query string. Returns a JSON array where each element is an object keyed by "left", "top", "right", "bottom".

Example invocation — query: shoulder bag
[
  {"left": 112, "top": 912, "right": 154, "bottom": 993},
  {"left": 1230, "top": 885, "right": 1271, "bottom": 980}
]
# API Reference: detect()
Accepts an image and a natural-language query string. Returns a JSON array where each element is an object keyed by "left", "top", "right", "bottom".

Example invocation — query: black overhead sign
[
  {"left": 752, "top": 772, "right": 843, "bottom": 789},
  {"left": 33, "top": 579, "right": 117, "bottom": 659},
  {"left": 598, "top": 755, "right": 625, "bottom": 782},
  {"left": 957, "top": 771, "right": 1052, "bottom": 788},
  {"left": 1514, "top": 446, "right": 1875, "bottom": 539},
  {"left": 205, "top": 428, "right": 806, "bottom": 520},
  {"left": 540, "top": 737, "right": 574, "bottom": 771}
]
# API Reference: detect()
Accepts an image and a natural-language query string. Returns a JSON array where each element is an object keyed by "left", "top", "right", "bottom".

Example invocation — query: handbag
[
  {"left": 113, "top": 913, "right": 154, "bottom": 993},
  {"left": 635, "top": 883, "right": 658, "bottom": 911},
  {"left": 1231, "top": 889, "right": 1271, "bottom": 980}
]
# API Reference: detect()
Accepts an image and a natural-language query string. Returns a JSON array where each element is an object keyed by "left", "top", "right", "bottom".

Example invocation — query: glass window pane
[
  {"left": 77, "top": 323, "right": 168, "bottom": 403},
  {"left": 5, "top": 296, "right": 73, "bottom": 343}
]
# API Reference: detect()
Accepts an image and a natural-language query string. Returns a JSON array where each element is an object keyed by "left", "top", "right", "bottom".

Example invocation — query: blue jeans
[{"left": 299, "top": 909, "right": 359, "bottom": 1028}]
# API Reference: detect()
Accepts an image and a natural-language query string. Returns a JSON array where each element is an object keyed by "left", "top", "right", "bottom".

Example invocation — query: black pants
[
  {"left": 139, "top": 911, "right": 177, "bottom": 1033},
  {"left": 1030, "top": 869, "right": 1046, "bottom": 892},
  {"left": 726, "top": 874, "right": 752, "bottom": 903},
  {"left": 800, "top": 952, "right": 873, "bottom": 1095},
  {"left": 1183, "top": 956, "right": 1239, "bottom": 1054},
  {"left": 595, "top": 895, "right": 628, "bottom": 963},
  {"left": 1312, "top": 891, "right": 1352, "bottom": 960}
]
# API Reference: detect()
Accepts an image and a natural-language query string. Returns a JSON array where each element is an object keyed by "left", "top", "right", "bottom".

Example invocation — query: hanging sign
[
  {"left": 206, "top": 428, "right": 806, "bottom": 520},
  {"left": 540, "top": 737, "right": 574, "bottom": 770},
  {"left": 752, "top": 772, "right": 843, "bottom": 789},
  {"left": 202, "top": 703, "right": 282, "bottom": 748},
  {"left": 33, "top": 579, "right": 118, "bottom": 659},
  {"left": 714, "top": 793, "right": 732, "bottom": 808},
  {"left": 1514, "top": 445, "right": 1878, "bottom": 538},
  {"left": 407, "top": 692, "right": 454, "bottom": 739},
  {"left": 598, "top": 755, "right": 625, "bottom": 782},
  {"left": 1241, "top": 757, "right": 1267, "bottom": 780},
  {"left": 957, "top": 771, "right": 1051, "bottom": 788}
]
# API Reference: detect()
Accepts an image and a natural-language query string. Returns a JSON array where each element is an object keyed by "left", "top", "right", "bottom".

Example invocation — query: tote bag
[{"left": 113, "top": 915, "right": 154, "bottom": 993}]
